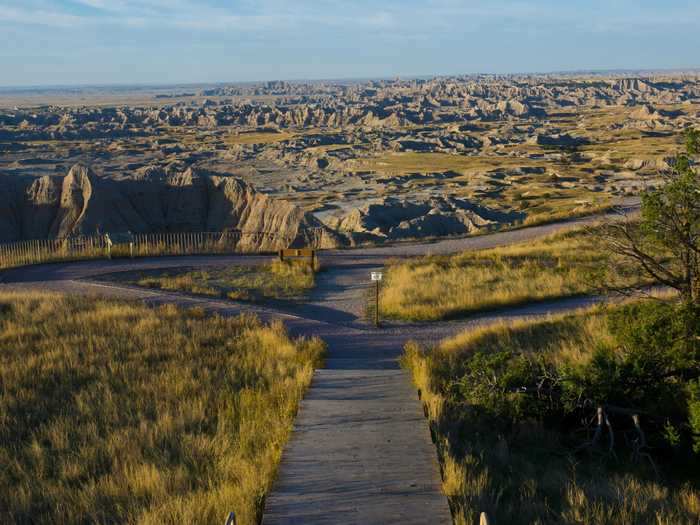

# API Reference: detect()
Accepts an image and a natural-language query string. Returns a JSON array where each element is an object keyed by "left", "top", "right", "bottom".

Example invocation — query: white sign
[{"left": 370, "top": 272, "right": 383, "bottom": 282}]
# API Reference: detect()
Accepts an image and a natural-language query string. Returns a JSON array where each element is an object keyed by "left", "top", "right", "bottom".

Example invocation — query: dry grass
[
  {"left": 402, "top": 309, "right": 699, "bottom": 525},
  {"left": 0, "top": 292, "right": 324, "bottom": 524},
  {"left": 122, "top": 260, "right": 317, "bottom": 302},
  {"left": 357, "top": 152, "right": 548, "bottom": 174},
  {"left": 520, "top": 200, "right": 614, "bottom": 226},
  {"left": 380, "top": 227, "right": 623, "bottom": 321},
  {"left": 223, "top": 131, "right": 294, "bottom": 145}
]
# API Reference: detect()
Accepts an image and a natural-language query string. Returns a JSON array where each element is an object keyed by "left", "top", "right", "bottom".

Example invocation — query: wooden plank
[{"left": 263, "top": 368, "right": 451, "bottom": 525}]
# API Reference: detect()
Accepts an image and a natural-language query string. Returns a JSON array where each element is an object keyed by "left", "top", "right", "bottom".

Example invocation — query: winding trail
[{"left": 0, "top": 205, "right": 634, "bottom": 525}]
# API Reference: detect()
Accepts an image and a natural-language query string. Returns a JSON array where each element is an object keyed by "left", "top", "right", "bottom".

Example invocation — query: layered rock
[
  {"left": 623, "top": 157, "right": 674, "bottom": 171},
  {"left": 328, "top": 197, "right": 522, "bottom": 242},
  {"left": 0, "top": 164, "right": 340, "bottom": 250}
]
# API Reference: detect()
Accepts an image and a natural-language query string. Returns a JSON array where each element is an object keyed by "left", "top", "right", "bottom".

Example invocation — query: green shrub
[
  {"left": 444, "top": 301, "right": 700, "bottom": 455},
  {"left": 563, "top": 302, "right": 699, "bottom": 447},
  {"left": 689, "top": 380, "right": 700, "bottom": 454}
]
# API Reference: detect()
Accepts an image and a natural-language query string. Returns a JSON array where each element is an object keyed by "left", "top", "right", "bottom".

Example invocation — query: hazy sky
[{"left": 1, "top": 0, "right": 699, "bottom": 87}]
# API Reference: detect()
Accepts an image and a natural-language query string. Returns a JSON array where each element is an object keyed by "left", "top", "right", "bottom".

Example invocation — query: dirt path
[{"left": 0, "top": 207, "right": 633, "bottom": 525}]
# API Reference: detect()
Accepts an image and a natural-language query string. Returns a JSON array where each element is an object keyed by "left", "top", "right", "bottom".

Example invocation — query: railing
[{"left": 0, "top": 229, "right": 326, "bottom": 271}]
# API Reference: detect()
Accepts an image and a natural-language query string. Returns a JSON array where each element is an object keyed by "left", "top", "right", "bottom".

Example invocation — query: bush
[
  {"left": 689, "top": 380, "right": 700, "bottom": 453},
  {"left": 563, "top": 302, "right": 699, "bottom": 420},
  {"left": 450, "top": 350, "right": 558, "bottom": 425},
  {"left": 444, "top": 301, "right": 700, "bottom": 454}
]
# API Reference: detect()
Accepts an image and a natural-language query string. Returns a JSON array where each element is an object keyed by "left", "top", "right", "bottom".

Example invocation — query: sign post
[
  {"left": 104, "top": 233, "right": 113, "bottom": 260},
  {"left": 370, "top": 271, "right": 383, "bottom": 328}
]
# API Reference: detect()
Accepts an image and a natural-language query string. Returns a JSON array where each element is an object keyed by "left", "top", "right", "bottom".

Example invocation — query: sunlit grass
[
  {"left": 379, "top": 226, "right": 639, "bottom": 321},
  {"left": 121, "top": 260, "right": 317, "bottom": 302},
  {"left": 0, "top": 292, "right": 324, "bottom": 524}
]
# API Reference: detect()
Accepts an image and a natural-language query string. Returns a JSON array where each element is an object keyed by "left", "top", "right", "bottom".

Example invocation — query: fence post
[
  {"left": 0, "top": 228, "right": 297, "bottom": 269},
  {"left": 480, "top": 512, "right": 491, "bottom": 525}
]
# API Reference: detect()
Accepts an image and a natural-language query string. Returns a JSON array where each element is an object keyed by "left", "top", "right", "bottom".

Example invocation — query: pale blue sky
[{"left": 1, "top": 0, "right": 698, "bottom": 87}]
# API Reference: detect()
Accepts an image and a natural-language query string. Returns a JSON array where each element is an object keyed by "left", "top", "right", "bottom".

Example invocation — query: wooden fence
[{"left": 0, "top": 230, "right": 324, "bottom": 271}]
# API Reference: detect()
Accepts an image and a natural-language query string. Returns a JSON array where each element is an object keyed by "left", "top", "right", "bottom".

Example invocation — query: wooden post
[
  {"left": 370, "top": 271, "right": 383, "bottom": 327},
  {"left": 480, "top": 512, "right": 491, "bottom": 525},
  {"left": 375, "top": 279, "right": 380, "bottom": 328}
]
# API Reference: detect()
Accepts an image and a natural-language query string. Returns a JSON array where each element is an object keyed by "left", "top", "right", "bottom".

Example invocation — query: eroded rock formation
[
  {"left": 0, "top": 164, "right": 340, "bottom": 250},
  {"left": 328, "top": 196, "right": 523, "bottom": 243}
]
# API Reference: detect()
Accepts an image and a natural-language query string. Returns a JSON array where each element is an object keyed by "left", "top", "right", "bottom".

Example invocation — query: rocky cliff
[
  {"left": 327, "top": 196, "right": 523, "bottom": 243},
  {"left": 0, "top": 164, "right": 340, "bottom": 250}
]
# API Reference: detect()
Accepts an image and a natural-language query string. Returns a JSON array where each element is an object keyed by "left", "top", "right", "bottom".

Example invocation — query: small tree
[
  {"left": 602, "top": 129, "right": 700, "bottom": 303},
  {"left": 597, "top": 129, "right": 700, "bottom": 455}
]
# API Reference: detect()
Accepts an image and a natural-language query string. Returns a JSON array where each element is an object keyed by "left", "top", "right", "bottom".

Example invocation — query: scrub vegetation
[{"left": 403, "top": 304, "right": 700, "bottom": 525}]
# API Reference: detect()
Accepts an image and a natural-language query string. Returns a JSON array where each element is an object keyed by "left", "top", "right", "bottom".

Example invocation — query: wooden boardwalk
[
  {"left": 262, "top": 318, "right": 452, "bottom": 525},
  {"left": 263, "top": 368, "right": 450, "bottom": 524}
]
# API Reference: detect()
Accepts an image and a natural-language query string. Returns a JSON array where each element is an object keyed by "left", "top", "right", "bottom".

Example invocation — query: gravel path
[{"left": 0, "top": 205, "right": 635, "bottom": 525}]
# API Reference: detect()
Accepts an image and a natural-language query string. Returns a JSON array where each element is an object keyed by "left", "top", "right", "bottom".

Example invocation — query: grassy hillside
[
  {"left": 0, "top": 292, "right": 324, "bottom": 525},
  {"left": 380, "top": 226, "right": 638, "bottom": 321},
  {"left": 402, "top": 306, "right": 699, "bottom": 524}
]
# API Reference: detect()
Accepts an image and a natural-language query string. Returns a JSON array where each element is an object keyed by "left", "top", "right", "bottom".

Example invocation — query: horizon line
[{"left": 2, "top": 66, "right": 700, "bottom": 93}]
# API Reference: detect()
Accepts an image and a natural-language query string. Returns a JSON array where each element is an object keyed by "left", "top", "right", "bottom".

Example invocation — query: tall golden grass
[
  {"left": 401, "top": 309, "right": 699, "bottom": 525},
  {"left": 521, "top": 202, "right": 614, "bottom": 227},
  {"left": 0, "top": 292, "right": 324, "bottom": 524},
  {"left": 126, "top": 260, "right": 317, "bottom": 302},
  {"left": 381, "top": 227, "right": 631, "bottom": 321}
]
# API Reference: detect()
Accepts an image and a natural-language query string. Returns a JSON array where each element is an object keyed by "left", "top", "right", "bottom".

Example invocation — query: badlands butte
[{"left": 1, "top": 73, "right": 699, "bottom": 247}]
